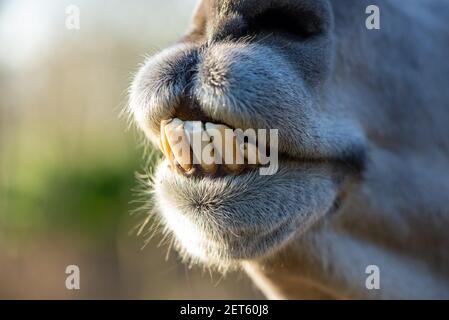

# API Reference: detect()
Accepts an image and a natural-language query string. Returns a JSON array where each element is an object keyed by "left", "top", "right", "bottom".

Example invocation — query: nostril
[
  {"left": 249, "top": 7, "right": 323, "bottom": 39},
  {"left": 240, "top": 0, "right": 332, "bottom": 41}
]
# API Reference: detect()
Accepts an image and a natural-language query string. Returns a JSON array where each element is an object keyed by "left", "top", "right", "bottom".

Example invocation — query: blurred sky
[
  {"left": 0, "top": 0, "right": 262, "bottom": 299},
  {"left": 0, "top": 0, "right": 197, "bottom": 70}
]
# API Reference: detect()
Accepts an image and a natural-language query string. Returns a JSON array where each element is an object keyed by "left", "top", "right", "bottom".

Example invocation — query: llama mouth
[
  {"left": 154, "top": 119, "right": 362, "bottom": 263},
  {"left": 158, "top": 118, "right": 277, "bottom": 177},
  {"left": 157, "top": 117, "right": 364, "bottom": 180}
]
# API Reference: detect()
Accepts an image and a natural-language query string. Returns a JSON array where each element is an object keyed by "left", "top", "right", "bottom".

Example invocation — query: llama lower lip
[
  {"left": 154, "top": 158, "right": 347, "bottom": 263},
  {"left": 191, "top": 214, "right": 297, "bottom": 260}
]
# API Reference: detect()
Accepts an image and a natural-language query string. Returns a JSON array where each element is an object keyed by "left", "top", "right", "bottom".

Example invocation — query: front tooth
[
  {"left": 244, "top": 142, "right": 260, "bottom": 165},
  {"left": 184, "top": 121, "right": 202, "bottom": 165},
  {"left": 164, "top": 118, "right": 192, "bottom": 172},
  {"left": 184, "top": 121, "right": 216, "bottom": 173},
  {"left": 206, "top": 123, "right": 243, "bottom": 172},
  {"left": 160, "top": 119, "right": 174, "bottom": 168},
  {"left": 200, "top": 130, "right": 217, "bottom": 173},
  {"left": 205, "top": 123, "right": 226, "bottom": 164}
]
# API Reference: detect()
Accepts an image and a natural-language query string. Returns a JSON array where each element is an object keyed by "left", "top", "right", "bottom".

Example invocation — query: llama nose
[
  {"left": 210, "top": 14, "right": 247, "bottom": 43},
  {"left": 207, "top": 0, "right": 331, "bottom": 43}
]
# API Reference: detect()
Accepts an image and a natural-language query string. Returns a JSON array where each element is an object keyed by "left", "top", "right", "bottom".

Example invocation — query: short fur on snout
[{"left": 129, "top": 0, "right": 449, "bottom": 299}]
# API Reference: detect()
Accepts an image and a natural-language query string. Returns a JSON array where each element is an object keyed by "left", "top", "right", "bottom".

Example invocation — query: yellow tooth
[
  {"left": 184, "top": 121, "right": 216, "bottom": 173},
  {"left": 244, "top": 142, "right": 260, "bottom": 165},
  {"left": 164, "top": 118, "right": 192, "bottom": 172},
  {"left": 160, "top": 119, "right": 174, "bottom": 168},
  {"left": 162, "top": 119, "right": 262, "bottom": 174},
  {"left": 200, "top": 130, "right": 217, "bottom": 173},
  {"left": 205, "top": 123, "right": 226, "bottom": 164},
  {"left": 233, "top": 130, "right": 260, "bottom": 166},
  {"left": 183, "top": 121, "right": 202, "bottom": 165},
  {"left": 205, "top": 123, "right": 243, "bottom": 172},
  {"left": 229, "top": 133, "right": 245, "bottom": 172}
]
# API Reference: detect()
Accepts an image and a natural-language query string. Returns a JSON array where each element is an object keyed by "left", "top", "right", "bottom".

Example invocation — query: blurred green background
[{"left": 0, "top": 0, "right": 261, "bottom": 299}]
